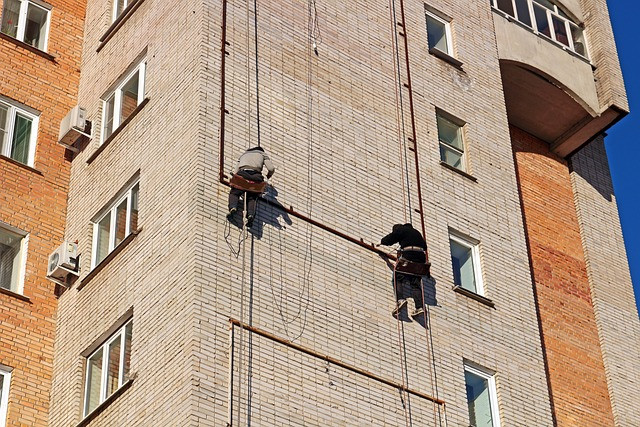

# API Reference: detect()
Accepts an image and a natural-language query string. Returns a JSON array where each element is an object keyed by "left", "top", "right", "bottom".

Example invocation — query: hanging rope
[
  {"left": 387, "top": 0, "right": 441, "bottom": 424},
  {"left": 235, "top": 196, "right": 249, "bottom": 425},
  {"left": 388, "top": 0, "right": 412, "bottom": 224},
  {"left": 393, "top": 267, "right": 412, "bottom": 427}
]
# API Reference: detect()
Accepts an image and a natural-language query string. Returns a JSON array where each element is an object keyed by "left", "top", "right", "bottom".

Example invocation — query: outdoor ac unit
[
  {"left": 47, "top": 241, "right": 79, "bottom": 286},
  {"left": 58, "top": 106, "right": 89, "bottom": 151}
]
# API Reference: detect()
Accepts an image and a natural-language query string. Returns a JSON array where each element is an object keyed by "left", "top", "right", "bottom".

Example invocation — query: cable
[
  {"left": 388, "top": 0, "right": 412, "bottom": 224},
  {"left": 393, "top": 266, "right": 412, "bottom": 427}
]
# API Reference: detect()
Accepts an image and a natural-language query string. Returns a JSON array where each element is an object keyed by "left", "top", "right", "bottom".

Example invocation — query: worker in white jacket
[{"left": 227, "top": 147, "right": 275, "bottom": 227}]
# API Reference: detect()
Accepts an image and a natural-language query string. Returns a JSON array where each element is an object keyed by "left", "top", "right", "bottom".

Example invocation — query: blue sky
[{"left": 604, "top": 1, "right": 640, "bottom": 316}]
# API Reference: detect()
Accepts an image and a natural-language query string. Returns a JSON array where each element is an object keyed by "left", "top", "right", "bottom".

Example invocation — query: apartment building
[
  {"left": 0, "top": 0, "right": 86, "bottom": 425},
  {"left": 46, "top": 0, "right": 639, "bottom": 426}
]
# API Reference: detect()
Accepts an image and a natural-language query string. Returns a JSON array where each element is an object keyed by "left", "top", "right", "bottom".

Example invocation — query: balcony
[{"left": 491, "top": 0, "right": 626, "bottom": 157}]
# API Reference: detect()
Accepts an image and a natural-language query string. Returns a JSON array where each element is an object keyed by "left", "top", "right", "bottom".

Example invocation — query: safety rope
[
  {"left": 387, "top": 0, "right": 441, "bottom": 423},
  {"left": 388, "top": 0, "right": 412, "bottom": 225},
  {"left": 235, "top": 196, "right": 249, "bottom": 425},
  {"left": 393, "top": 267, "right": 412, "bottom": 427}
]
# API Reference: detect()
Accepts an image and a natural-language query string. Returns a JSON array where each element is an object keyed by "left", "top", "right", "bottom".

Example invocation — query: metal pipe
[
  {"left": 229, "top": 318, "right": 445, "bottom": 406},
  {"left": 220, "top": 178, "right": 396, "bottom": 260}
]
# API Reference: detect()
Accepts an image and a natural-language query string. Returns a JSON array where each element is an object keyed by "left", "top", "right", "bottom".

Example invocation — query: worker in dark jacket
[
  {"left": 380, "top": 223, "right": 427, "bottom": 318},
  {"left": 227, "top": 147, "right": 275, "bottom": 227}
]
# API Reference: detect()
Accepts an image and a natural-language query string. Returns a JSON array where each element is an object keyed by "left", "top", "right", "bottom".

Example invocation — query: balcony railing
[{"left": 491, "top": 0, "right": 588, "bottom": 59}]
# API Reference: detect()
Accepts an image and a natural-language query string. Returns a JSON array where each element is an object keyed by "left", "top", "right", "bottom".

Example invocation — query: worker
[
  {"left": 227, "top": 146, "right": 275, "bottom": 228},
  {"left": 380, "top": 223, "right": 427, "bottom": 318}
]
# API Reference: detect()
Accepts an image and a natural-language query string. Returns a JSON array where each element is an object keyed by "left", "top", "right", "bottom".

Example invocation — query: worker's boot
[
  {"left": 226, "top": 208, "right": 237, "bottom": 221},
  {"left": 392, "top": 299, "right": 407, "bottom": 317},
  {"left": 410, "top": 306, "right": 424, "bottom": 319}
]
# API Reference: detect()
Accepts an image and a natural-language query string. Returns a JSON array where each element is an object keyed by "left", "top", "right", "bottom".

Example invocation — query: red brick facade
[
  {"left": 0, "top": 0, "right": 85, "bottom": 425},
  {"left": 511, "top": 125, "right": 615, "bottom": 426}
]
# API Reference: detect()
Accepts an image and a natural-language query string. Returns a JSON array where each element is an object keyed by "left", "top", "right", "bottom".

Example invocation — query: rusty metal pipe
[{"left": 229, "top": 318, "right": 445, "bottom": 406}]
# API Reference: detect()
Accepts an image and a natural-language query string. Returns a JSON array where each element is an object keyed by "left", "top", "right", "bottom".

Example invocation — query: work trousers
[
  {"left": 393, "top": 273, "right": 424, "bottom": 309},
  {"left": 393, "top": 249, "right": 425, "bottom": 309},
  {"left": 228, "top": 169, "right": 263, "bottom": 217}
]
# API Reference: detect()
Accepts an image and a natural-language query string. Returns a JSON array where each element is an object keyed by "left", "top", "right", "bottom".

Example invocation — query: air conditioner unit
[
  {"left": 47, "top": 241, "right": 79, "bottom": 286},
  {"left": 58, "top": 106, "right": 90, "bottom": 152}
]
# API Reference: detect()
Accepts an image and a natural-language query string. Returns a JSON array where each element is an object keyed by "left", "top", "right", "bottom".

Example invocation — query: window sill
[
  {"left": 428, "top": 47, "right": 463, "bottom": 69},
  {"left": 439, "top": 161, "right": 477, "bottom": 182},
  {"left": 0, "top": 287, "right": 31, "bottom": 303},
  {"left": 86, "top": 98, "right": 149, "bottom": 165},
  {"left": 77, "top": 228, "right": 142, "bottom": 291},
  {"left": 76, "top": 378, "right": 134, "bottom": 427},
  {"left": 453, "top": 285, "right": 495, "bottom": 308},
  {"left": 97, "top": 0, "right": 146, "bottom": 53},
  {"left": 0, "top": 32, "right": 56, "bottom": 62},
  {"left": 0, "top": 155, "right": 43, "bottom": 175}
]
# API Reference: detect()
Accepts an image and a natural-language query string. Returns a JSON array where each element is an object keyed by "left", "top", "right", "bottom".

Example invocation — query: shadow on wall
[
  {"left": 227, "top": 185, "right": 293, "bottom": 238},
  {"left": 510, "top": 125, "right": 613, "bottom": 202},
  {"left": 569, "top": 137, "right": 614, "bottom": 203}
]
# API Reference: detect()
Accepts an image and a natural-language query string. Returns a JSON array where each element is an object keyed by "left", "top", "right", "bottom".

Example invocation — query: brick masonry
[
  {"left": 511, "top": 126, "right": 615, "bottom": 426},
  {"left": 0, "top": 0, "right": 86, "bottom": 425},
  {"left": 48, "top": 0, "right": 636, "bottom": 426},
  {"left": 570, "top": 136, "right": 640, "bottom": 427}
]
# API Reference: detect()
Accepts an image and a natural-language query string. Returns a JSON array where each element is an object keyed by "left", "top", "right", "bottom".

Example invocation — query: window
[
  {"left": 491, "top": 0, "right": 587, "bottom": 58},
  {"left": 425, "top": 10, "right": 453, "bottom": 56},
  {"left": 0, "top": 98, "right": 38, "bottom": 167},
  {"left": 449, "top": 232, "right": 483, "bottom": 295},
  {"left": 464, "top": 363, "right": 501, "bottom": 427},
  {"left": 101, "top": 61, "right": 146, "bottom": 143},
  {"left": 437, "top": 111, "right": 466, "bottom": 172},
  {"left": 83, "top": 320, "right": 132, "bottom": 417},
  {"left": 0, "top": 224, "right": 27, "bottom": 294},
  {"left": 112, "top": 0, "right": 132, "bottom": 22},
  {"left": 0, "top": 0, "right": 51, "bottom": 51},
  {"left": 0, "top": 367, "right": 11, "bottom": 427},
  {"left": 91, "top": 181, "right": 139, "bottom": 268}
]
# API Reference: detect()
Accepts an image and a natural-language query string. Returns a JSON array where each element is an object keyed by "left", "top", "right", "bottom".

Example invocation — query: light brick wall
[
  {"left": 570, "top": 136, "right": 640, "bottom": 427},
  {"left": 50, "top": 0, "right": 632, "bottom": 426},
  {"left": 0, "top": 0, "right": 86, "bottom": 425},
  {"left": 579, "top": 0, "right": 628, "bottom": 112},
  {"left": 194, "top": 0, "right": 552, "bottom": 425},
  {"left": 50, "top": 0, "right": 206, "bottom": 425}
]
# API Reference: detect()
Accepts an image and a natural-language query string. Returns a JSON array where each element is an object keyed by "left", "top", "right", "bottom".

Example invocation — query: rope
[
  {"left": 387, "top": 0, "right": 441, "bottom": 423},
  {"left": 235, "top": 196, "right": 249, "bottom": 425},
  {"left": 420, "top": 279, "right": 441, "bottom": 426},
  {"left": 388, "top": 0, "right": 412, "bottom": 224},
  {"left": 224, "top": 213, "right": 249, "bottom": 259},
  {"left": 393, "top": 267, "right": 412, "bottom": 427},
  {"left": 252, "top": 0, "right": 262, "bottom": 147}
]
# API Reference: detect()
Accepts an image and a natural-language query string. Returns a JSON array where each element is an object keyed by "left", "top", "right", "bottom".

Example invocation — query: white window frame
[
  {"left": 111, "top": 0, "right": 131, "bottom": 23},
  {"left": 436, "top": 110, "right": 467, "bottom": 172},
  {"left": 82, "top": 319, "right": 132, "bottom": 418},
  {"left": 0, "top": 222, "right": 28, "bottom": 295},
  {"left": 0, "top": 97, "right": 39, "bottom": 167},
  {"left": 449, "top": 231, "right": 484, "bottom": 295},
  {"left": 100, "top": 61, "right": 146, "bottom": 145},
  {"left": 90, "top": 180, "right": 139, "bottom": 269},
  {"left": 0, "top": 366, "right": 11, "bottom": 427},
  {"left": 464, "top": 363, "right": 501, "bottom": 427},
  {"left": 1, "top": 0, "right": 52, "bottom": 51},
  {"left": 425, "top": 9, "right": 454, "bottom": 56},
  {"left": 491, "top": 0, "right": 588, "bottom": 59}
]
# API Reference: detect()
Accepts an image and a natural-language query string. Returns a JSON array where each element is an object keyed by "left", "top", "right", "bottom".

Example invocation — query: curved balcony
[{"left": 491, "top": 0, "right": 627, "bottom": 157}]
